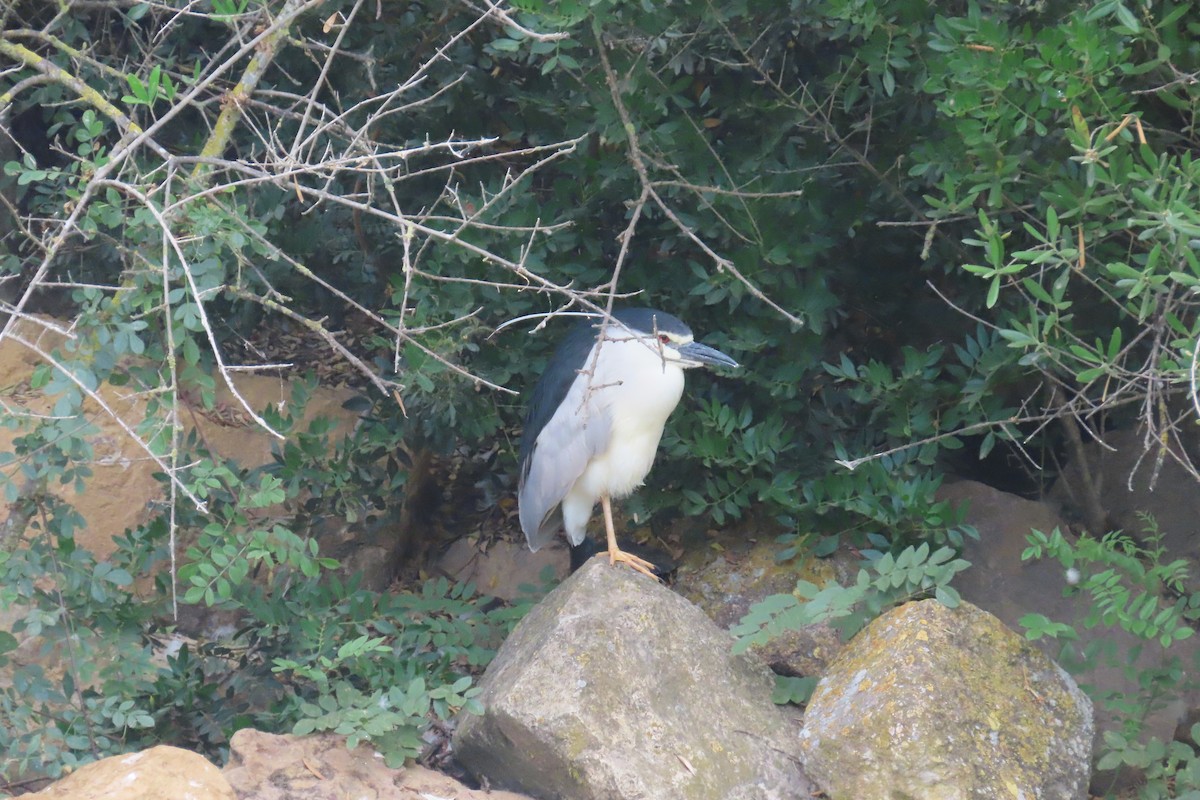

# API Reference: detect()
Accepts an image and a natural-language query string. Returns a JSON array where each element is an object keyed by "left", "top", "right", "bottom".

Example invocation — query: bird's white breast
[{"left": 568, "top": 335, "right": 686, "bottom": 501}]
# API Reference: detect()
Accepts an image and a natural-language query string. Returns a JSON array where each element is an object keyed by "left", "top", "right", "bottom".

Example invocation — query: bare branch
[
  {"left": 472, "top": 0, "right": 571, "bottom": 42},
  {"left": 590, "top": 18, "right": 805, "bottom": 328},
  {"left": 0, "top": 40, "right": 142, "bottom": 134}
]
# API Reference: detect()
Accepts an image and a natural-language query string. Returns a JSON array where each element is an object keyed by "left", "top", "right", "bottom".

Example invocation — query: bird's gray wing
[{"left": 518, "top": 370, "right": 612, "bottom": 551}]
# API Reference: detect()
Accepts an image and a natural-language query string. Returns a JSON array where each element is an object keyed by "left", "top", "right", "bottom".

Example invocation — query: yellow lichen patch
[{"left": 799, "top": 599, "right": 1092, "bottom": 800}]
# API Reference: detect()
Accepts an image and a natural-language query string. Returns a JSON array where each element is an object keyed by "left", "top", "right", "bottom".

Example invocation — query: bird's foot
[{"left": 600, "top": 547, "right": 660, "bottom": 581}]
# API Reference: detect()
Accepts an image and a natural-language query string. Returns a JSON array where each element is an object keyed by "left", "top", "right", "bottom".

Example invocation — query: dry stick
[
  {"left": 417, "top": 215, "right": 573, "bottom": 233},
  {"left": 6, "top": 0, "right": 294, "bottom": 186},
  {"left": 287, "top": 0, "right": 368, "bottom": 157},
  {"left": 168, "top": 148, "right": 576, "bottom": 393},
  {"left": 650, "top": 183, "right": 804, "bottom": 327},
  {"left": 1014, "top": 268, "right": 1196, "bottom": 487},
  {"left": 0, "top": 83, "right": 141, "bottom": 344},
  {"left": 590, "top": 183, "right": 651, "bottom": 386},
  {"left": 168, "top": 157, "right": 585, "bottom": 306},
  {"left": 0, "top": 0, "right": 326, "bottom": 353},
  {"left": 178, "top": 188, "right": 417, "bottom": 339},
  {"left": 926, "top": 276, "right": 1142, "bottom": 438},
  {"left": 1138, "top": 307, "right": 1171, "bottom": 492},
  {"left": 115, "top": 1, "right": 326, "bottom": 439},
  {"left": 291, "top": 2, "right": 502, "bottom": 162},
  {"left": 1160, "top": 405, "right": 1200, "bottom": 485},
  {"left": 835, "top": 412, "right": 1058, "bottom": 472},
  {"left": 4, "top": 28, "right": 131, "bottom": 84},
  {"left": 4, "top": 3, "right": 576, "bottom": 494},
  {"left": 209, "top": 210, "right": 507, "bottom": 352},
  {"left": 1, "top": 4, "right": 546, "bottom": 597},
  {"left": 440, "top": 137, "right": 589, "bottom": 238},
  {"left": 477, "top": 0, "right": 570, "bottom": 42},
  {"left": 928, "top": 262, "right": 1164, "bottom": 453},
  {"left": 1191, "top": 330, "right": 1200, "bottom": 423},
  {"left": 162, "top": 165, "right": 182, "bottom": 619},
  {"left": 167, "top": 129, "right": 584, "bottom": 240},
  {"left": 0, "top": 40, "right": 142, "bottom": 133},
  {"left": 394, "top": 219, "right": 417, "bottom": 377},
  {"left": 839, "top": 288, "right": 1120, "bottom": 475},
  {"left": 587, "top": 21, "right": 655, "bottom": 380},
  {"left": 639, "top": 72, "right": 795, "bottom": 247},
  {"left": 225, "top": 287, "right": 401, "bottom": 397},
  {"left": 650, "top": 179, "right": 808, "bottom": 200},
  {"left": 393, "top": 137, "right": 587, "bottom": 294}
]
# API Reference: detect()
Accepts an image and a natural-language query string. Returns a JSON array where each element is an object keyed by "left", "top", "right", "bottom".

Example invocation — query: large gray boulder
[
  {"left": 799, "top": 598, "right": 1093, "bottom": 800},
  {"left": 453, "top": 558, "right": 811, "bottom": 799}
]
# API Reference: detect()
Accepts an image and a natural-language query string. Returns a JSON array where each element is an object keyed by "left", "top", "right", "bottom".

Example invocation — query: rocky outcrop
[
  {"left": 222, "top": 729, "right": 535, "bottom": 800},
  {"left": 799, "top": 598, "right": 1093, "bottom": 800},
  {"left": 453, "top": 558, "right": 813, "bottom": 799},
  {"left": 22, "top": 746, "right": 235, "bottom": 800},
  {"left": 20, "top": 733, "right": 539, "bottom": 800}
]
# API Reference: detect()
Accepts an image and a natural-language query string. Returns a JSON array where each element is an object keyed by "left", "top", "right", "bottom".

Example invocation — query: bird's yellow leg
[{"left": 600, "top": 495, "right": 659, "bottom": 580}]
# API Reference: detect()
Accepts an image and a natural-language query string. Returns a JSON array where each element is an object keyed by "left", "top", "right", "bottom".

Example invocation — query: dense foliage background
[{"left": 3, "top": 0, "right": 1200, "bottom": 792}]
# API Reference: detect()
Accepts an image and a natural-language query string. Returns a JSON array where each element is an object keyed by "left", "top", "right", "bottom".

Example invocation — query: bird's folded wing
[{"left": 518, "top": 376, "right": 612, "bottom": 551}]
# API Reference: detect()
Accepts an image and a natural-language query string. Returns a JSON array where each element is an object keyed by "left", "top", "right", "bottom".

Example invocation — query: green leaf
[
  {"left": 882, "top": 69, "right": 895, "bottom": 97},
  {"left": 934, "top": 585, "right": 960, "bottom": 607},
  {"left": 125, "top": 74, "right": 148, "bottom": 103},
  {"left": 1106, "top": 328, "right": 1122, "bottom": 360},
  {"left": 1113, "top": 3, "right": 1139, "bottom": 31}
]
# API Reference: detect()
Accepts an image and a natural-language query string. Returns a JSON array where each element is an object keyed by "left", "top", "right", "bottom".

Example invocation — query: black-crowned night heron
[{"left": 518, "top": 308, "right": 739, "bottom": 578}]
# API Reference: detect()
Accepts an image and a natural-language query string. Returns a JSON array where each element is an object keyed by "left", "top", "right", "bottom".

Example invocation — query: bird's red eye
[{"left": 658, "top": 334, "right": 670, "bottom": 344}]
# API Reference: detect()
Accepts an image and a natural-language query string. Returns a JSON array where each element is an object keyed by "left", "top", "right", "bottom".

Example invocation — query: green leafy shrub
[
  {"left": 0, "top": 387, "right": 531, "bottom": 781},
  {"left": 921, "top": 0, "right": 1200, "bottom": 484},
  {"left": 1023, "top": 523, "right": 1197, "bottom": 650},
  {"left": 732, "top": 542, "right": 971, "bottom": 703},
  {"left": 1021, "top": 520, "right": 1200, "bottom": 798},
  {"left": 4, "top": 0, "right": 1200, "bottom": 790}
]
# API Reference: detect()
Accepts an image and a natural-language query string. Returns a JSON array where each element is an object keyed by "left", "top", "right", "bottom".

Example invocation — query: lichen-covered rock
[
  {"left": 452, "top": 558, "right": 812, "bottom": 799},
  {"left": 799, "top": 599, "right": 1093, "bottom": 800}
]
